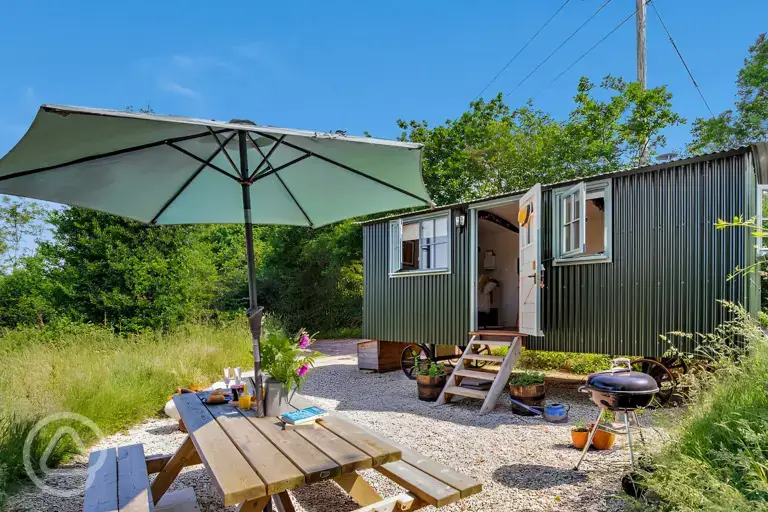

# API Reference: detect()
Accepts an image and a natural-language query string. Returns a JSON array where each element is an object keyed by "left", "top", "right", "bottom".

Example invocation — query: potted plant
[
  {"left": 571, "top": 417, "right": 589, "bottom": 449},
  {"left": 589, "top": 410, "right": 617, "bottom": 450},
  {"left": 508, "top": 371, "right": 546, "bottom": 415},
  {"left": 416, "top": 362, "right": 447, "bottom": 402},
  {"left": 261, "top": 328, "right": 320, "bottom": 415}
]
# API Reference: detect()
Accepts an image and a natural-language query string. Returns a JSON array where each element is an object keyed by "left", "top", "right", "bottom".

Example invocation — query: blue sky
[{"left": 1, "top": 0, "right": 766, "bottom": 159}]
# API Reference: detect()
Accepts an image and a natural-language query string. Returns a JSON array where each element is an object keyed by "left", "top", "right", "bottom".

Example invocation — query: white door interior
[{"left": 518, "top": 183, "right": 543, "bottom": 336}]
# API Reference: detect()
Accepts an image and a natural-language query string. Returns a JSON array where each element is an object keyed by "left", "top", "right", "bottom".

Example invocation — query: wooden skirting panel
[{"left": 357, "top": 340, "right": 412, "bottom": 372}]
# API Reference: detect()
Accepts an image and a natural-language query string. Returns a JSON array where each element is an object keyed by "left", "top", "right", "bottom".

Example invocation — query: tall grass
[
  {"left": 639, "top": 304, "right": 768, "bottom": 511},
  {"left": 0, "top": 321, "right": 253, "bottom": 505}
]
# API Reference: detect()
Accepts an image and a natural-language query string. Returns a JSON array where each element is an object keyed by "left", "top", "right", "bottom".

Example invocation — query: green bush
[
  {"left": 639, "top": 304, "right": 768, "bottom": 511},
  {"left": 508, "top": 370, "right": 545, "bottom": 387},
  {"left": 490, "top": 347, "right": 613, "bottom": 375},
  {"left": 0, "top": 321, "right": 254, "bottom": 504}
]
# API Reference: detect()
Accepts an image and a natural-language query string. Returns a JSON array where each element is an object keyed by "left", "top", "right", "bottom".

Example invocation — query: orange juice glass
[{"left": 238, "top": 394, "right": 252, "bottom": 410}]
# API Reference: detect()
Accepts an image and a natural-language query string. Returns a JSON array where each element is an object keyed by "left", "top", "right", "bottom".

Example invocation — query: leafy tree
[
  {"left": 398, "top": 76, "right": 683, "bottom": 204},
  {"left": 258, "top": 220, "right": 363, "bottom": 333},
  {"left": 0, "top": 255, "right": 59, "bottom": 327},
  {"left": 688, "top": 34, "right": 768, "bottom": 154},
  {"left": 41, "top": 208, "right": 220, "bottom": 332},
  {"left": 0, "top": 197, "right": 48, "bottom": 271}
]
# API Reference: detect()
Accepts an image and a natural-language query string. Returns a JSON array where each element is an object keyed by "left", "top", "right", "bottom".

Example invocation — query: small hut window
[
  {"left": 759, "top": 185, "right": 768, "bottom": 256},
  {"left": 553, "top": 180, "right": 612, "bottom": 265},
  {"left": 389, "top": 213, "right": 451, "bottom": 276}
]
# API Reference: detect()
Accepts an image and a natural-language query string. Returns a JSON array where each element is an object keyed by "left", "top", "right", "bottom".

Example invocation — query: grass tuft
[
  {"left": 637, "top": 304, "right": 768, "bottom": 511},
  {"left": 0, "top": 321, "right": 254, "bottom": 505}
]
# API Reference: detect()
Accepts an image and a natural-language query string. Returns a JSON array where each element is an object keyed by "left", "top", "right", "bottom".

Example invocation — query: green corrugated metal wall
[
  {"left": 363, "top": 210, "right": 471, "bottom": 345},
  {"left": 363, "top": 150, "right": 758, "bottom": 357}
]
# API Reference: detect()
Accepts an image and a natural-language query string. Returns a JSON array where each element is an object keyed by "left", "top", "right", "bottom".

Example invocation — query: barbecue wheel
[
  {"left": 630, "top": 358, "right": 676, "bottom": 406},
  {"left": 400, "top": 344, "right": 432, "bottom": 380}
]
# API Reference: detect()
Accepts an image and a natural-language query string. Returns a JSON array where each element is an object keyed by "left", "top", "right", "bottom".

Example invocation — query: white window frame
[
  {"left": 389, "top": 212, "right": 452, "bottom": 277},
  {"left": 758, "top": 184, "right": 768, "bottom": 257},
  {"left": 553, "top": 179, "right": 612, "bottom": 265}
]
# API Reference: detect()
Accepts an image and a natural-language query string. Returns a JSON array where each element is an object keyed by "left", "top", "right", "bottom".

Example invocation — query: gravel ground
[{"left": 8, "top": 356, "right": 669, "bottom": 512}]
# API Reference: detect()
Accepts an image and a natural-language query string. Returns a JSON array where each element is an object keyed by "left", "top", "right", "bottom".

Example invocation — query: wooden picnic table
[{"left": 150, "top": 392, "right": 404, "bottom": 511}]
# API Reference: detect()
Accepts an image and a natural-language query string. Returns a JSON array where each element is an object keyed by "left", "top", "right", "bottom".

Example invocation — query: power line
[
  {"left": 507, "top": 0, "right": 614, "bottom": 96},
  {"left": 649, "top": 0, "right": 714, "bottom": 117},
  {"left": 473, "top": 0, "right": 571, "bottom": 101},
  {"left": 546, "top": 1, "right": 646, "bottom": 88}
]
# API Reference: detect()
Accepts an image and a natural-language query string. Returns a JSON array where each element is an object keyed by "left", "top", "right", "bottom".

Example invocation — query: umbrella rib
[
  {"left": 247, "top": 134, "right": 285, "bottom": 180},
  {"left": 250, "top": 154, "right": 312, "bottom": 183},
  {"left": 165, "top": 142, "right": 242, "bottom": 182},
  {"left": 206, "top": 126, "right": 240, "bottom": 175},
  {"left": 274, "top": 172, "right": 314, "bottom": 227},
  {"left": 0, "top": 128, "right": 232, "bottom": 183},
  {"left": 252, "top": 131, "right": 431, "bottom": 205},
  {"left": 248, "top": 134, "right": 314, "bottom": 227},
  {"left": 150, "top": 132, "right": 237, "bottom": 224}
]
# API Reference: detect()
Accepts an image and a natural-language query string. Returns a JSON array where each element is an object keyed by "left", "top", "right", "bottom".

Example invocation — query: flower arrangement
[{"left": 261, "top": 328, "right": 321, "bottom": 393}]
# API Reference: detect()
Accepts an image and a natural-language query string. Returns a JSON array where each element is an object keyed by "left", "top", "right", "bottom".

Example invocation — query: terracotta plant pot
[
  {"left": 588, "top": 423, "right": 616, "bottom": 450},
  {"left": 571, "top": 429, "right": 589, "bottom": 449},
  {"left": 417, "top": 374, "right": 446, "bottom": 402}
]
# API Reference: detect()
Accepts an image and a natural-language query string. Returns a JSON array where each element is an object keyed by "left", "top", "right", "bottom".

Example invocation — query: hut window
[
  {"left": 553, "top": 180, "right": 612, "bottom": 265},
  {"left": 389, "top": 214, "right": 450, "bottom": 275},
  {"left": 759, "top": 185, "right": 768, "bottom": 256}
]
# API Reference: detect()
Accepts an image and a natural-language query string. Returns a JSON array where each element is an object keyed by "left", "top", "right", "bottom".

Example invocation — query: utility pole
[{"left": 637, "top": 0, "right": 649, "bottom": 165}]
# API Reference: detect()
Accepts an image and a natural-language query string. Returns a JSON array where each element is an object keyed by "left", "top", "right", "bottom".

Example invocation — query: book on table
[{"left": 280, "top": 407, "right": 328, "bottom": 425}]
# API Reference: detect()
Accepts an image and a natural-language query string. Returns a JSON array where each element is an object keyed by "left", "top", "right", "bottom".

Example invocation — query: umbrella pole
[{"left": 239, "top": 130, "right": 265, "bottom": 417}]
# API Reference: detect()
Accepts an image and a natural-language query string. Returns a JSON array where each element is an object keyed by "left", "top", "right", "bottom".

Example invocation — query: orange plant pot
[
  {"left": 571, "top": 430, "right": 589, "bottom": 449},
  {"left": 588, "top": 423, "right": 616, "bottom": 450}
]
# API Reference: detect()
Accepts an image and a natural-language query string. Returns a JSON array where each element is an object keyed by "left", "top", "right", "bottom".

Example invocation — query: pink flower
[
  {"left": 297, "top": 364, "right": 309, "bottom": 377},
  {"left": 299, "top": 334, "right": 311, "bottom": 349}
]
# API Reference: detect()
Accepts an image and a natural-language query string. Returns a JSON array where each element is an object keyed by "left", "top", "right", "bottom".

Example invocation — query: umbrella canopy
[
  {"left": 0, "top": 105, "right": 431, "bottom": 226},
  {"left": 0, "top": 105, "right": 432, "bottom": 414}
]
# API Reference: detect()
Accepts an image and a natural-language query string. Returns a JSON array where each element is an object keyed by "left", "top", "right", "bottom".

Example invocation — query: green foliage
[
  {"left": 417, "top": 362, "right": 445, "bottom": 377},
  {"left": 0, "top": 321, "right": 254, "bottom": 504},
  {"left": 261, "top": 328, "right": 320, "bottom": 392},
  {"left": 639, "top": 305, "right": 768, "bottom": 511},
  {"left": 572, "top": 417, "right": 588, "bottom": 432},
  {"left": 688, "top": 33, "right": 768, "bottom": 154},
  {"left": 258, "top": 221, "right": 363, "bottom": 334},
  {"left": 0, "top": 197, "right": 48, "bottom": 271},
  {"left": 492, "top": 347, "right": 613, "bottom": 375},
  {"left": 0, "top": 255, "right": 59, "bottom": 327},
  {"left": 508, "top": 370, "right": 545, "bottom": 387},
  {"left": 41, "top": 208, "right": 221, "bottom": 332},
  {"left": 398, "top": 75, "right": 683, "bottom": 204}
]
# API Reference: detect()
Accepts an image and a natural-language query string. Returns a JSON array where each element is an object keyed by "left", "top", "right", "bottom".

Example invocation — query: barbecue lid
[{"left": 584, "top": 370, "right": 659, "bottom": 394}]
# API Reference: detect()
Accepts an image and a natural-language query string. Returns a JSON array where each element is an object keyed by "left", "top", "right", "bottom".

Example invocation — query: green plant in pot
[
  {"left": 571, "top": 417, "right": 589, "bottom": 449},
  {"left": 261, "top": 328, "right": 321, "bottom": 415},
  {"left": 416, "top": 362, "right": 447, "bottom": 402},
  {"left": 508, "top": 370, "right": 546, "bottom": 415}
]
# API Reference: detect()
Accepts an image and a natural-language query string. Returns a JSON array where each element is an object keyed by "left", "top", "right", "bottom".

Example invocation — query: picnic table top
[{"left": 172, "top": 392, "right": 402, "bottom": 506}]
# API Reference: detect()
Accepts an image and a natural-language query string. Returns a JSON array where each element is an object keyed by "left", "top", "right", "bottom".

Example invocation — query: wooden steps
[
  {"left": 452, "top": 369, "right": 496, "bottom": 381},
  {"left": 462, "top": 354, "right": 505, "bottom": 363},
  {"left": 441, "top": 386, "right": 488, "bottom": 400},
  {"left": 436, "top": 333, "right": 526, "bottom": 415},
  {"left": 469, "top": 339, "right": 511, "bottom": 348}
]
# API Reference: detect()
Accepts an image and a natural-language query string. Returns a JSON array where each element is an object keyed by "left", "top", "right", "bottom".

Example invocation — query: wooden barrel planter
[
  {"left": 417, "top": 374, "right": 447, "bottom": 401},
  {"left": 509, "top": 383, "right": 546, "bottom": 416}
]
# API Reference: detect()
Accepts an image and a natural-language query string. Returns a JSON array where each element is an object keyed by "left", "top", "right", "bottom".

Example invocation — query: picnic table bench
[
  {"left": 83, "top": 444, "right": 199, "bottom": 512},
  {"left": 84, "top": 392, "right": 481, "bottom": 511}
]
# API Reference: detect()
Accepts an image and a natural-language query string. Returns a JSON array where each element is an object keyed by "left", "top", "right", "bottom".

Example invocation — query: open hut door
[{"left": 518, "top": 183, "right": 544, "bottom": 337}]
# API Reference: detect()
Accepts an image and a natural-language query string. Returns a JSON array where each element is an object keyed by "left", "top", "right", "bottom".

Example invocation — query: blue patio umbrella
[{"left": 0, "top": 105, "right": 432, "bottom": 413}]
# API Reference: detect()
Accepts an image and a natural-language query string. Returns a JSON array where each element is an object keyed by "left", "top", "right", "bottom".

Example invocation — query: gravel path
[{"left": 8, "top": 357, "right": 667, "bottom": 512}]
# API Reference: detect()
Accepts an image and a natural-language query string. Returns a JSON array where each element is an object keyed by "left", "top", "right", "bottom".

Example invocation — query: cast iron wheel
[
  {"left": 630, "top": 358, "right": 676, "bottom": 406},
  {"left": 401, "top": 344, "right": 432, "bottom": 380}
]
